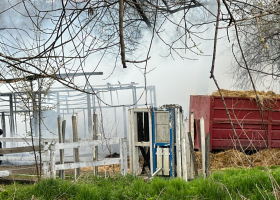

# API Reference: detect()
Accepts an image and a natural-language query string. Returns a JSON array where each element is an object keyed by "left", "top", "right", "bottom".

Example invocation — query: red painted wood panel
[{"left": 189, "top": 95, "right": 280, "bottom": 150}]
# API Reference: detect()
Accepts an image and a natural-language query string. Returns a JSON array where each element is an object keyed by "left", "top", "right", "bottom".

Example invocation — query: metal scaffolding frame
[{"left": 0, "top": 82, "right": 157, "bottom": 144}]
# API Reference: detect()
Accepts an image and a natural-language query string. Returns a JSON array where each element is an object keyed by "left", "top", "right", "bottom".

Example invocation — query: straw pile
[
  {"left": 211, "top": 89, "right": 280, "bottom": 99},
  {"left": 80, "top": 148, "right": 280, "bottom": 174},
  {"left": 195, "top": 148, "right": 280, "bottom": 170},
  {"left": 212, "top": 89, "right": 280, "bottom": 107}
]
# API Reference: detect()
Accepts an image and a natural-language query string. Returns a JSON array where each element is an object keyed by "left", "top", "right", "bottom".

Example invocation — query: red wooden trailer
[{"left": 189, "top": 95, "right": 280, "bottom": 150}]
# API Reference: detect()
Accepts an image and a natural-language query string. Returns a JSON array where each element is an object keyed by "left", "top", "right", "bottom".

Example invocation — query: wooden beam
[
  {"left": 0, "top": 145, "right": 41, "bottom": 154},
  {"left": 53, "top": 158, "right": 120, "bottom": 171},
  {"left": 187, "top": 132, "right": 198, "bottom": 178}
]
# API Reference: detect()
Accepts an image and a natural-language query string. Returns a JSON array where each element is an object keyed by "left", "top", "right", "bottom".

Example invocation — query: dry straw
[{"left": 212, "top": 89, "right": 280, "bottom": 107}]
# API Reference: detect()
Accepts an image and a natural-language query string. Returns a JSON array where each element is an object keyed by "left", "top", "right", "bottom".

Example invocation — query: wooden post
[
  {"left": 49, "top": 144, "right": 56, "bottom": 179},
  {"left": 1, "top": 112, "right": 6, "bottom": 148},
  {"left": 187, "top": 132, "right": 198, "bottom": 178},
  {"left": 190, "top": 111, "right": 195, "bottom": 147},
  {"left": 182, "top": 117, "right": 188, "bottom": 181},
  {"left": 186, "top": 132, "right": 192, "bottom": 180},
  {"left": 120, "top": 138, "right": 128, "bottom": 175},
  {"left": 62, "top": 120, "right": 66, "bottom": 142},
  {"left": 93, "top": 114, "right": 98, "bottom": 175},
  {"left": 200, "top": 117, "right": 206, "bottom": 178},
  {"left": 43, "top": 142, "right": 49, "bottom": 178},
  {"left": 58, "top": 116, "right": 65, "bottom": 179},
  {"left": 205, "top": 133, "right": 210, "bottom": 177},
  {"left": 128, "top": 109, "right": 133, "bottom": 174},
  {"left": 175, "top": 108, "right": 182, "bottom": 178},
  {"left": 72, "top": 114, "right": 80, "bottom": 179}
]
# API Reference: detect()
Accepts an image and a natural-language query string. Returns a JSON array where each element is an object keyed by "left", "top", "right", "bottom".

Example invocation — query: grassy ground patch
[{"left": 0, "top": 167, "right": 280, "bottom": 199}]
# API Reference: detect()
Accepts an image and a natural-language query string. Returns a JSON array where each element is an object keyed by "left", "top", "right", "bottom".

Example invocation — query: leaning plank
[
  {"left": 54, "top": 158, "right": 120, "bottom": 170},
  {"left": 9, "top": 167, "right": 37, "bottom": 175},
  {"left": 55, "top": 138, "right": 121, "bottom": 150},
  {"left": 188, "top": 132, "right": 199, "bottom": 178},
  {"left": 200, "top": 117, "right": 206, "bottom": 178},
  {"left": 0, "top": 145, "right": 41, "bottom": 154},
  {"left": 205, "top": 133, "right": 210, "bottom": 177}
]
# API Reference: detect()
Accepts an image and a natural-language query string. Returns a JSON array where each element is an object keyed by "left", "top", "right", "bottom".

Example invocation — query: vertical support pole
[
  {"left": 200, "top": 117, "right": 206, "bottom": 178},
  {"left": 92, "top": 94, "right": 96, "bottom": 114},
  {"left": 149, "top": 89, "right": 153, "bottom": 106},
  {"left": 66, "top": 97, "right": 69, "bottom": 113},
  {"left": 153, "top": 86, "right": 157, "bottom": 107},
  {"left": 57, "top": 92, "right": 60, "bottom": 115},
  {"left": 43, "top": 142, "right": 49, "bottom": 178},
  {"left": 34, "top": 111, "right": 39, "bottom": 138},
  {"left": 72, "top": 113, "right": 80, "bottom": 179},
  {"left": 205, "top": 133, "right": 210, "bottom": 177},
  {"left": 93, "top": 114, "right": 98, "bottom": 175},
  {"left": 176, "top": 108, "right": 182, "bottom": 178},
  {"left": 120, "top": 138, "right": 128, "bottom": 175},
  {"left": 50, "top": 144, "right": 56, "bottom": 179},
  {"left": 58, "top": 116, "right": 65, "bottom": 179},
  {"left": 9, "top": 94, "right": 15, "bottom": 138},
  {"left": 123, "top": 107, "right": 127, "bottom": 139},
  {"left": 108, "top": 86, "right": 117, "bottom": 121},
  {"left": 87, "top": 90, "right": 93, "bottom": 137},
  {"left": 1, "top": 112, "right": 6, "bottom": 148},
  {"left": 188, "top": 132, "right": 198, "bottom": 178},
  {"left": 131, "top": 84, "right": 137, "bottom": 107}
]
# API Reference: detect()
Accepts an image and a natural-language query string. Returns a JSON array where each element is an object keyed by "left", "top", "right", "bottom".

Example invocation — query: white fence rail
[{"left": 0, "top": 137, "right": 128, "bottom": 179}]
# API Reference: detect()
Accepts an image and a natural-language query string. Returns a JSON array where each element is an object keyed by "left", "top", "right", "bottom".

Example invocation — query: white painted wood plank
[
  {"left": 0, "top": 170, "right": 10, "bottom": 177},
  {"left": 0, "top": 137, "right": 113, "bottom": 143},
  {"left": 176, "top": 108, "right": 182, "bottom": 178},
  {"left": 163, "top": 148, "right": 170, "bottom": 176},
  {"left": 133, "top": 111, "right": 140, "bottom": 175},
  {"left": 0, "top": 156, "right": 49, "bottom": 161},
  {"left": 182, "top": 116, "right": 187, "bottom": 181},
  {"left": 134, "top": 142, "right": 150, "bottom": 147},
  {"left": 128, "top": 109, "right": 133, "bottom": 174},
  {"left": 149, "top": 110, "right": 153, "bottom": 173},
  {"left": 156, "top": 148, "right": 163, "bottom": 175},
  {"left": 62, "top": 157, "right": 94, "bottom": 162},
  {"left": 55, "top": 138, "right": 121, "bottom": 150},
  {"left": 123, "top": 138, "right": 128, "bottom": 175},
  {"left": 53, "top": 158, "right": 120, "bottom": 170},
  {"left": 132, "top": 108, "right": 149, "bottom": 113},
  {"left": 50, "top": 145, "right": 56, "bottom": 179},
  {"left": 185, "top": 130, "right": 192, "bottom": 180},
  {"left": 120, "top": 138, "right": 124, "bottom": 175},
  {"left": 190, "top": 112, "right": 195, "bottom": 147},
  {"left": 200, "top": 117, "right": 206, "bottom": 178},
  {"left": 43, "top": 142, "right": 50, "bottom": 178}
]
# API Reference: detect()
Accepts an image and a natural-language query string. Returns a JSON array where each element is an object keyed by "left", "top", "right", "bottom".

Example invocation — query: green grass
[{"left": 1, "top": 167, "right": 280, "bottom": 199}]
